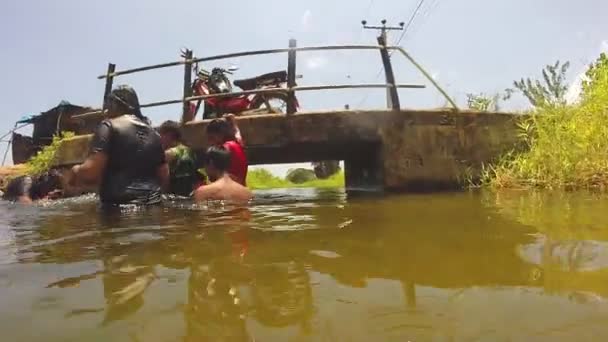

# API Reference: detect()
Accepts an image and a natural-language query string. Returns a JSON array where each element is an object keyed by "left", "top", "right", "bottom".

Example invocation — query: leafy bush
[
  {"left": 286, "top": 168, "right": 316, "bottom": 184},
  {"left": 26, "top": 132, "right": 75, "bottom": 175},
  {"left": 483, "top": 54, "right": 608, "bottom": 190}
]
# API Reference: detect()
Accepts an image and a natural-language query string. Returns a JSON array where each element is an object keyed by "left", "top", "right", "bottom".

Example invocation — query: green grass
[
  {"left": 481, "top": 53, "right": 608, "bottom": 191},
  {"left": 24, "top": 132, "right": 75, "bottom": 176},
  {"left": 248, "top": 168, "right": 345, "bottom": 190}
]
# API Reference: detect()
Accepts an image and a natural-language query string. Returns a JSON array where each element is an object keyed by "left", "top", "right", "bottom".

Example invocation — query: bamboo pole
[
  {"left": 390, "top": 47, "right": 460, "bottom": 110},
  {"left": 97, "top": 45, "right": 384, "bottom": 79}
]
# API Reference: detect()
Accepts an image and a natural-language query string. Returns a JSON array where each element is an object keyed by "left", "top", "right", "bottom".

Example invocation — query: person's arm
[
  {"left": 71, "top": 153, "right": 108, "bottom": 186},
  {"left": 164, "top": 149, "right": 176, "bottom": 165},
  {"left": 223, "top": 114, "right": 244, "bottom": 145},
  {"left": 70, "top": 121, "right": 111, "bottom": 186}
]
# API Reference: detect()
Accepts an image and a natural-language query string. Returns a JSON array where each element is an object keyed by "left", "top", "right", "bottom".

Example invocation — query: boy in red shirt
[{"left": 205, "top": 114, "right": 248, "bottom": 186}]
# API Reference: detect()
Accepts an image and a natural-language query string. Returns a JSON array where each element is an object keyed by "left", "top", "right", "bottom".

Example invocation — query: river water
[{"left": 2, "top": 189, "right": 608, "bottom": 341}]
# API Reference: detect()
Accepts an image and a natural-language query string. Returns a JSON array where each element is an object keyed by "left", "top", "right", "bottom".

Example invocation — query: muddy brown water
[{"left": 1, "top": 189, "right": 608, "bottom": 341}]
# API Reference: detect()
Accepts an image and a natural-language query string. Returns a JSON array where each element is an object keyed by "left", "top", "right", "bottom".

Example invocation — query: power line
[
  {"left": 400, "top": 0, "right": 440, "bottom": 44},
  {"left": 356, "top": 0, "right": 435, "bottom": 108},
  {"left": 393, "top": 0, "right": 426, "bottom": 48},
  {"left": 357, "top": 0, "right": 438, "bottom": 107}
]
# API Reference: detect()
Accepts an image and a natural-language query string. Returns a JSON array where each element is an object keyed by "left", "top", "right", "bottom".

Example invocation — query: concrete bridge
[{"left": 54, "top": 109, "right": 522, "bottom": 191}]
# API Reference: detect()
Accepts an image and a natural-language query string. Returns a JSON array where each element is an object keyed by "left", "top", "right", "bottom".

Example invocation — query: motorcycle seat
[{"left": 234, "top": 71, "right": 288, "bottom": 90}]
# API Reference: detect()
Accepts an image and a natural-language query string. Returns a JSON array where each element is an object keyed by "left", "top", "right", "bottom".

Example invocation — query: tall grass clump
[
  {"left": 26, "top": 132, "right": 75, "bottom": 175},
  {"left": 484, "top": 53, "right": 608, "bottom": 190}
]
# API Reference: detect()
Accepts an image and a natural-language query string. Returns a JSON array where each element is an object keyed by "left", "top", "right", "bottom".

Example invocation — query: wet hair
[
  {"left": 206, "top": 146, "right": 231, "bottom": 172},
  {"left": 30, "top": 169, "right": 62, "bottom": 199},
  {"left": 206, "top": 118, "right": 233, "bottom": 140},
  {"left": 159, "top": 120, "right": 182, "bottom": 141},
  {"left": 106, "top": 85, "right": 151, "bottom": 124}
]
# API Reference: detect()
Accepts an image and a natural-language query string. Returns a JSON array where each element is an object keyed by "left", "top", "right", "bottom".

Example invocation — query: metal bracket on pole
[{"left": 362, "top": 20, "right": 404, "bottom": 110}]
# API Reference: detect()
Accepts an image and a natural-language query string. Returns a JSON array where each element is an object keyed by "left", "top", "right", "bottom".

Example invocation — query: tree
[
  {"left": 582, "top": 53, "right": 608, "bottom": 94},
  {"left": 512, "top": 61, "right": 570, "bottom": 107},
  {"left": 312, "top": 161, "right": 341, "bottom": 179},
  {"left": 286, "top": 168, "right": 316, "bottom": 184}
]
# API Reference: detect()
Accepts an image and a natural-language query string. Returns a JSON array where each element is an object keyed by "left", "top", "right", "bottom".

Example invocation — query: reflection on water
[{"left": 1, "top": 189, "right": 608, "bottom": 340}]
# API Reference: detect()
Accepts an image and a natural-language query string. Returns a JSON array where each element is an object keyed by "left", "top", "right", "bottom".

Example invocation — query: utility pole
[{"left": 362, "top": 19, "right": 404, "bottom": 109}]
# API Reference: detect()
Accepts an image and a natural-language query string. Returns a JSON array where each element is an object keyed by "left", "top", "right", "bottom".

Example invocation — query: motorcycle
[{"left": 183, "top": 50, "right": 300, "bottom": 120}]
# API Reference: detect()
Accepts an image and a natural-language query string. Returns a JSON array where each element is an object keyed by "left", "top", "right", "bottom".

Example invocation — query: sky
[{"left": 1, "top": 0, "right": 607, "bottom": 174}]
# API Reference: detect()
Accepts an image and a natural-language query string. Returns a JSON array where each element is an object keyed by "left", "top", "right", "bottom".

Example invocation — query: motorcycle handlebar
[{"left": 215, "top": 68, "right": 233, "bottom": 75}]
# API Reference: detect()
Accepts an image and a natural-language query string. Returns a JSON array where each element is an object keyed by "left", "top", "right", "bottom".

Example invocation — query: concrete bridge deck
[{"left": 54, "top": 109, "right": 522, "bottom": 191}]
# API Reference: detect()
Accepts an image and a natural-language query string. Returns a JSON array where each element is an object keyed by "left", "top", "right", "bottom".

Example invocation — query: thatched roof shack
[{"left": 12, "top": 101, "right": 102, "bottom": 164}]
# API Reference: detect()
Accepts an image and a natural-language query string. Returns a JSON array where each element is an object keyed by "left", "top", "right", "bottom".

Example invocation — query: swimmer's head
[
  {"left": 204, "top": 146, "right": 231, "bottom": 181},
  {"left": 31, "top": 169, "right": 63, "bottom": 199},
  {"left": 206, "top": 118, "right": 232, "bottom": 146},
  {"left": 159, "top": 120, "right": 182, "bottom": 150},
  {"left": 105, "top": 85, "right": 150, "bottom": 124}
]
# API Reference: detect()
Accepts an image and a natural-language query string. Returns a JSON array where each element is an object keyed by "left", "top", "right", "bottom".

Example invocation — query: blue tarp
[
  {"left": 15, "top": 100, "right": 75, "bottom": 124},
  {"left": 16, "top": 114, "right": 37, "bottom": 124}
]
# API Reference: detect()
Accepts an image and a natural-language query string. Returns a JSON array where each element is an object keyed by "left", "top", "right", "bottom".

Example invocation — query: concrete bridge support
[{"left": 52, "top": 109, "right": 522, "bottom": 192}]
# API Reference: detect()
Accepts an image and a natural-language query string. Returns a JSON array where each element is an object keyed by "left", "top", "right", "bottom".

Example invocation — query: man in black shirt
[{"left": 68, "top": 85, "right": 169, "bottom": 205}]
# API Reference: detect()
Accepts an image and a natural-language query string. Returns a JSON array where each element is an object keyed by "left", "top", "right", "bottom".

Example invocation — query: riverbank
[
  {"left": 481, "top": 53, "right": 608, "bottom": 191},
  {"left": 0, "top": 164, "right": 28, "bottom": 189},
  {"left": 248, "top": 168, "right": 344, "bottom": 190}
]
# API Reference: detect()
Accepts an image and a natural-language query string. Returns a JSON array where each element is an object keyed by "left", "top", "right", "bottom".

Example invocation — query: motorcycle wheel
[{"left": 251, "top": 93, "right": 289, "bottom": 114}]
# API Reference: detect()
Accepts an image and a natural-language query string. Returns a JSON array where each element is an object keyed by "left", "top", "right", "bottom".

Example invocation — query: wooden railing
[{"left": 75, "top": 39, "right": 459, "bottom": 121}]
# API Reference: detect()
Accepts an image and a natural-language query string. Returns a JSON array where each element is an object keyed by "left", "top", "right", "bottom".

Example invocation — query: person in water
[
  {"left": 2, "top": 169, "right": 64, "bottom": 204},
  {"left": 193, "top": 146, "right": 252, "bottom": 202},
  {"left": 159, "top": 120, "right": 205, "bottom": 197},
  {"left": 206, "top": 114, "right": 248, "bottom": 186},
  {"left": 68, "top": 85, "right": 169, "bottom": 206}
]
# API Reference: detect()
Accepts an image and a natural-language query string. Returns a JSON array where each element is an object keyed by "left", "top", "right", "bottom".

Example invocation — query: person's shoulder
[
  {"left": 223, "top": 140, "right": 237, "bottom": 147},
  {"left": 194, "top": 182, "right": 221, "bottom": 201},
  {"left": 224, "top": 140, "right": 244, "bottom": 151}
]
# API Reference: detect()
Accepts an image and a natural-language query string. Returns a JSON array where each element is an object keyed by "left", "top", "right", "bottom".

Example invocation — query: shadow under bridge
[{"left": 181, "top": 110, "right": 386, "bottom": 190}]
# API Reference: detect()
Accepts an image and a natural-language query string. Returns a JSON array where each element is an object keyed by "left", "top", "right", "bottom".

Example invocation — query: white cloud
[
  {"left": 565, "top": 39, "right": 608, "bottom": 104},
  {"left": 301, "top": 10, "right": 312, "bottom": 29},
  {"left": 565, "top": 69, "right": 586, "bottom": 104},
  {"left": 430, "top": 70, "right": 441, "bottom": 80},
  {"left": 305, "top": 55, "right": 328, "bottom": 70}
]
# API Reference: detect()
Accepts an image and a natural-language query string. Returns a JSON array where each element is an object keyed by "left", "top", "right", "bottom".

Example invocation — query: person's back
[
  {"left": 96, "top": 115, "right": 165, "bottom": 204},
  {"left": 68, "top": 85, "right": 169, "bottom": 206},
  {"left": 196, "top": 176, "right": 252, "bottom": 202},
  {"left": 193, "top": 146, "right": 252, "bottom": 203},
  {"left": 205, "top": 117, "right": 248, "bottom": 186},
  {"left": 167, "top": 143, "right": 202, "bottom": 197},
  {"left": 223, "top": 139, "right": 248, "bottom": 186}
]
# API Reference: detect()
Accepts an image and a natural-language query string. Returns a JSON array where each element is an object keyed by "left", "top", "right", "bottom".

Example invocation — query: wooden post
[
  {"left": 103, "top": 63, "right": 116, "bottom": 111},
  {"left": 377, "top": 36, "right": 400, "bottom": 110},
  {"left": 287, "top": 39, "right": 297, "bottom": 115},
  {"left": 181, "top": 49, "right": 194, "bottom": 123}
]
